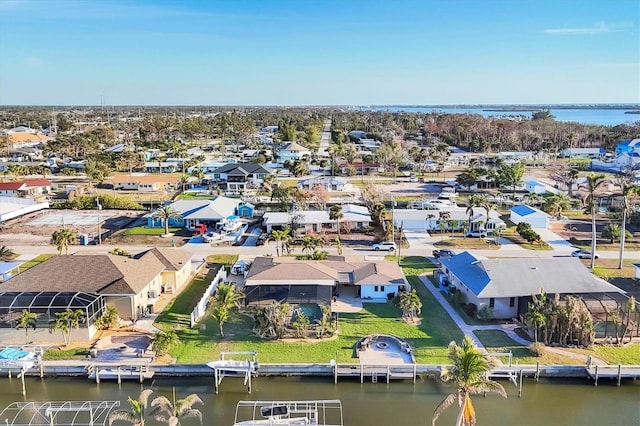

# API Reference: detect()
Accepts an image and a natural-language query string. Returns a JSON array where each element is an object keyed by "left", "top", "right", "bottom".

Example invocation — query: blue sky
[{"left": 0, "top": 0, "right": 638, "bottom": 105}]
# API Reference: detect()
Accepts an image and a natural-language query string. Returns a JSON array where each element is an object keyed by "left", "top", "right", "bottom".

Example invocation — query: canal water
[{"left": 1, "top": 375, "right": 639, "bottom": 425}]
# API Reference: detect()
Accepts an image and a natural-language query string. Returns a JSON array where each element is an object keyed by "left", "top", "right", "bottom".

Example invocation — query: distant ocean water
[{"left": 358, "top": 106, "right": 640, "bottom": 126}]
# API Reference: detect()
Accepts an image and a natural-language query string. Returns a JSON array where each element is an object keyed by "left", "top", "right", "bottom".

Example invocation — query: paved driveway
[{"left": 535, "top": 228, "right": 576, "bottom": 252}]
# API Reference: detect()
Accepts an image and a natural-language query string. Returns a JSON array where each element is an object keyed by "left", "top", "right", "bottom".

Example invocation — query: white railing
[{"left": 190, "top": 267, "right": 227, "bottom": 327}]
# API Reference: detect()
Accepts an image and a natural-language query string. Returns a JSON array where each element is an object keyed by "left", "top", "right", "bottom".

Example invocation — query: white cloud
[{"left": 544, "top": 22, "right": 611, "bottom": 35}]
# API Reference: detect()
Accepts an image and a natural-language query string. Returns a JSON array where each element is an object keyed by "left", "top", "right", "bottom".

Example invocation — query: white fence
[{"left": 190, "top": 267, "right": 227, "bottom": 327}]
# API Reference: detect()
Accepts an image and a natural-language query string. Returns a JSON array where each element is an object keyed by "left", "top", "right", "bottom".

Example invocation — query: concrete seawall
[{"left": 21, "top": 362, "right": 596, "bottom": 380}]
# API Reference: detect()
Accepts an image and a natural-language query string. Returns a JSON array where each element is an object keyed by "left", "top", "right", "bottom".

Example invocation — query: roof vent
[{"left": 531, "top": 267, "right": 538, "bottom": 270}]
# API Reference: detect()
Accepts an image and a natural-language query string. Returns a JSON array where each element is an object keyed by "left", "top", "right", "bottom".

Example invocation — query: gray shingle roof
[{"left": 441, "top": 252, "right": 624, "bottom": 298}]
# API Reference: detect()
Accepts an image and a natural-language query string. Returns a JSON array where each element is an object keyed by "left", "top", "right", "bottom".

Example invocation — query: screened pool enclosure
[{"left": 0, "top": 291, "right": 105, "bottom": 330}]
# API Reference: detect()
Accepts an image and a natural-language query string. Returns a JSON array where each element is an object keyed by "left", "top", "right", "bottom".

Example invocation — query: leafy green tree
[
  {"left": 432, "top": 335, "right": 507, "bottom": 426},
  {"left": 0, "top": 245, "right": 14, "bottom": 262},
  {"left": 16, "top": 309, "right": 38, "bottom": 344},
  {"left": 531, "top": 109, "right": 555, "bottom": 120},
  {"left": 498, "top": 162, "right": 525, "bottom": 196},
  {"left": 152, "top": 205, "right": 182, "bottom": 236},
  {"left": 602, "top": 223, "right": 632, "bottom": 244},
  {"left": 109, "top": 389, "right": 154, "bottom": 426},
  {"left": 149, "top": 388, "right": 203, "bottom": 426},
  {"left": 50, "top": 308, "right": 85, "bottom": 346},
  {"left": 152, "top": 330, "right": 181, "bottom": 355},
  {"left": 51, "top": 228, "right": 77, "bottom": 255},
  {"left": 580, "top": 173, "right": 606, "bottom": 268},
  {"left": 334, "top": 237, "right": 343, "bottom": 255},
  {"left": 211, "top": 282, "right": 243, "bottom": 338},
  {"left": 315, "top": 305, "right": 335, "bottom": 338}
]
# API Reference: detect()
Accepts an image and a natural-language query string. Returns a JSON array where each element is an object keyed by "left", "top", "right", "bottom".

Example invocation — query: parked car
[
  {"left": 572, "top": 249, "right": 599, "bottom": 259},
  {"left": 256, "top": 233, "right": 268, "bottom": 246},
  {"left": 466, "top": 230, "right": 488, "bottom": 238},
  {"left": 372, "top": 241, "right": 397, "bottom": 252},
  {"left": 408, "top": 173, "right": 418, "bottom": 182},
  {"left": 433, "top": 249, "right": 455, "bottom": 259}
]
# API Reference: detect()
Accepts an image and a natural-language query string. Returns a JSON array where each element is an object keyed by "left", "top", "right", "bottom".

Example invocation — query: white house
[
  {"left": 298, "top": 176, "right": 352, "bottom": 192},
  {"left": 263, "top": 210, "right": 330, "bottom": 234},
  {"left": 0, "top": 179, "right": 52, "bottom": 197},
  {"left": 278, "top": 142, "right": 312, "bottom": 163},
  {"left": 510, "top": 204, "right": 551, "bottom": 229},
  {"left": 559, "top": 147, "right": 606, "bottom": 159},
  {"left": 393, "top": 207, "right": 505, "bottom": 233},
  {"left": 524, "top": 180, "right": 558, "bottom": 195}
]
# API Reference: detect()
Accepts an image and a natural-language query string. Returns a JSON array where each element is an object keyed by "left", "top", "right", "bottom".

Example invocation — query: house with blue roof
[
  {"left": 439, "top": 252, "right": 623, "bottom": 319},
  {"left": 510, "top": 204, "right": 551, "bottom": 228},
  {"left": 615, "top": 138, "right": 640, "bottom": 156}
]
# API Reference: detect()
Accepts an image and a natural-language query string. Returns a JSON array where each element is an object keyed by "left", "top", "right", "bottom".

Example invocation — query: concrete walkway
[{"left": 417, "top": 274, "right": 608, "bottom": 365}]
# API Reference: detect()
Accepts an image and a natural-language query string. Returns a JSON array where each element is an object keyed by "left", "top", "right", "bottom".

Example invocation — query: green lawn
[
  {"left": 473, "top": 330, "right": 585, "bottom": 365},
  {"left": 155, "top": 255, "right": 462, "bottom": 364},
  {"left": 176, "top": 193, "right": 214, "bottom": 200},
  {"left": 206, "top": 254, "right": 239, "bottom": 267},
  {"left": 124, "top": 227, "right": 182, "bottom": 235},
  {"left": 562, "top": 344, "right": 640, "bottom": 365},
  {"left": 43, "top": 347, "right": 90, "bottom": 360},
  {"left": 18, "top": 254, "right": 57, "bottom": 271}
]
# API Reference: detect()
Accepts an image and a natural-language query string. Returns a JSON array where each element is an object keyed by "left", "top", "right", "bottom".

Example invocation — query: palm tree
[
  {"left": 152, "top": 330, "right": 181, "bottom": 356},
  {"left": 329, "top": 204, "right": 344, "bottom": 237},
  {"left": 334, "top": 237, "right": 343, "bottom": 255},
  {"left": 0, "top": 245, "right": 14, "bottom": 261},
  {"left": 16, "top": 309, "right": 38, "bottom": 344},
  {"left": 211, "top": 282, "right": 243, "bottom": 338},
  {"left": 580, "top": 173, "right": 606, "bottom": 268},
  {"left": 51, "top": 228, "right": 77, "bottom": 255},
  {"left": 544, "top": 193, "right": 573, "bottom": 219},
  {"left": 396, "top": 289, "right": 422, "bottom": 321},
  {"left": 150, "top": 388, "right": 203, "bottom": 426},
  {"left": 50, "top": 308, "right": 85, "bottom": 346},
  {"left": 301, "top": 236, "right": 315, "bottom": 257},
  {"left": 465, "top": 194, "right": 490, "bottom": 231},
  {"left": 612, "top": 168, "right": 639, "bottom": 269},
  {"left": 432, "top": 335, "right": 507, "bottom": 426},
  {"left": 109, "top": 389, "right": 154, "bottom": 426},
  {"left": 271, "top": 228, "right": 290, "bottom": 256},
  {"left": 152, "top": 205, "right": 182, "bottom": 236}
]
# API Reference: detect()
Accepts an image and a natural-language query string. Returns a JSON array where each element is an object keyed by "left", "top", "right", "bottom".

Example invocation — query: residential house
[
  {"left": 4, "top": 127, "right": 51, "bottom": 149},
  {"left": 187, "top": 158, "right": 238, "bottom": 174},
  {"left": 111, "top": 175, "right": 179, "bottom": 192},
  {"left": 591, "top": 152, "right": 640, "bottom": 174},
  {"left": 498, "top": 151, "right": 534, "bottom": 164},
  {"left": 262, "top": 205, "right": 371, "bottom": 234},
  {"left": 439, "top": 252, "right": 624, "bottom": 319},
  {"left": 148, "top": 196, "right": 241, "bottom": 230},
  {"left": 244, "top": 256, "right": 407, "bottom": 318},
  {"left": 524, "top": 180, "right": 558, "bottom": 195},
  {"left": 559, "top": 147, "right": 606, "bottom": 159},
  {"left": 340, "top": 162, "right": 382, "bottom": 175},
  {"left": 0, "top": 179, "right": 52, "bottom": 197},
  {"left": 297, "top": 176, "right": 352, "bottom": 192},
  {"left": 393, "top": 207, "right": 505, "bottom": 232},
  {"left": 0, "top": 248, "right": 193, "bottom": 344},
  {"left": 510, "top": 204, "right": 551, "bottom": 228},
  {"left": 211, "top": 163, "right": 273, "bottom": 193},
  {"left": 144, "top": 162, "right": 180, "bottom": 173},
  {"left": 278, "top": 142, "right": 311, "bottom": 163}
]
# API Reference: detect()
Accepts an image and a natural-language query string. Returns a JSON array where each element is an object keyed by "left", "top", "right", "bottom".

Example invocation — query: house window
[
  {"left": 381, "top": 286, "right": 385, "bottom": 292},
  {"left": 509, "top": 297, "right": 515, "bottom": 307},
  {"left": 374, "top": 286, "right": 379, "bottom": 292},
  {"left": 489, "top": 298, "right": 495, "bottom": 308}
]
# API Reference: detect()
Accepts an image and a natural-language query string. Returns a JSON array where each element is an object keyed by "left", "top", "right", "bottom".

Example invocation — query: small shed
[
  {"left": 237, "top": 203, "right": 255, "bottom": 218},
  {"left": 524, "top": 180, "right": 548, "bottom": 195},
  {"left": 510, "top": 204, "right": 550, "bottom": 229}
]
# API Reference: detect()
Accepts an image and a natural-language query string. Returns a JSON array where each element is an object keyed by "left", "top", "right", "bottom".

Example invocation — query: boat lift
[
  {"left": 206, "top": 351, "right": 258, "bottom": 394},
  {"left": 0, "top": 400, "right": 120, "bottom": 426}
]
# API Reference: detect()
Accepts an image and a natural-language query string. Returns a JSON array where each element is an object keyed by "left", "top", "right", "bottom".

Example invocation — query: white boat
[
  {"left": 438, "top": 187, "right": 457, "bottom": 199},
  {"left": 233, "top": 400, "right": 343, "bottom": 426},
  {"left": 0, "top": 347, "right": 38, "bottom": 370}
]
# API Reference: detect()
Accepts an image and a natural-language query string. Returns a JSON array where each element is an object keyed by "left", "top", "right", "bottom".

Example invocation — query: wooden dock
[{"left": 586, "top": 365, "right": 640, "bottom": 386}]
